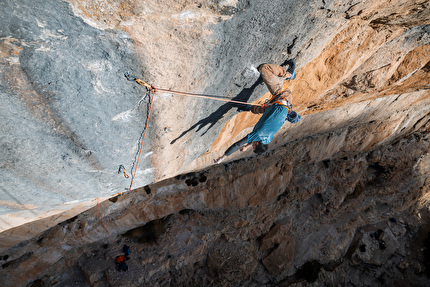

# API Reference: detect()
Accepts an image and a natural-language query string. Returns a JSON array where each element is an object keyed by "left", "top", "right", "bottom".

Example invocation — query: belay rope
[
  {"left": 126, "top": 84, "right": 155, "bottom": 193},
  {"left": 124, "top": 72, "right": 264, "bottom": 107}
]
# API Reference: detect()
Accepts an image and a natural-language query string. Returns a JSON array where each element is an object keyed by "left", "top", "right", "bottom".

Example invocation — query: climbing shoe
[{"left": 285, "top": 59, "right": 296, "bottom": 80}]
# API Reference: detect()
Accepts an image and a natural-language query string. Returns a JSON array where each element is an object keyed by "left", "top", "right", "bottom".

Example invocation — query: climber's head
[
  {"left": 252, "top": 141, "right": 268, "bottom": 155},
  {"left": 286, "top": 110, "right": 301, "bottom": 123}
]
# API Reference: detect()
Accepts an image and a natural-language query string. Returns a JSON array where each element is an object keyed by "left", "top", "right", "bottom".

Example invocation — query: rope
[
  {"left": 125, "top": 72, "right": 262, "bottom": 107},
  {"left": 155, "top": 88, "right": 262, "bottom": 106},
  {"left": 96, "top": 77, "right": 158, "bottom": 259},
  {"left": 127, "top": 89, "right": 155, "bottom": 192}
]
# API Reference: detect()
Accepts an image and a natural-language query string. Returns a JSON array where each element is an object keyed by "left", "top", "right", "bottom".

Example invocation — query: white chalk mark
[{"left": 112, "top": 109, "right": 134, "bottom": 122}]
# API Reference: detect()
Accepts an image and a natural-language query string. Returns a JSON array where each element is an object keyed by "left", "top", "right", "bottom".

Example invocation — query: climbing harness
[
  {"left": 271, "top": 99, "right": 292, "bottom": 112},
  {"left": 260, "top": 81, "right": 293, "bottom": 111},
  {"left": 261, "top": 98, "right": 292, "bottom": 112}
]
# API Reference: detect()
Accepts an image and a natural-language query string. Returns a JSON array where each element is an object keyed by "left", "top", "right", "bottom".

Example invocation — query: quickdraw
[
  {"left": 136, "top": 78, "right": 157, "bottom": 93},
  {"left": 124, "top": 72, "right": 157, "bottom": 93},
  {"left": 118, "top": 165, "right": 129, "bottom": 179}
]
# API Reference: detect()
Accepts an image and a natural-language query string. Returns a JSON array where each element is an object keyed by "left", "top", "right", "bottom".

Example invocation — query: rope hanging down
[{"left": 127, "top": 88, "right": 155, "bottom": 193}]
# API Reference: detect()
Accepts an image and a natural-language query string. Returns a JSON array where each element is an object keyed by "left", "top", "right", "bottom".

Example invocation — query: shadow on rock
[{"left": 170, "top": 77, "right": 263, "bottom": 144}]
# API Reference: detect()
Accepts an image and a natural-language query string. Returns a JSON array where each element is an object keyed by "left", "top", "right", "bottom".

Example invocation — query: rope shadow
[{"left": 170, "top": 77, "right": 263, "bottom": 144}]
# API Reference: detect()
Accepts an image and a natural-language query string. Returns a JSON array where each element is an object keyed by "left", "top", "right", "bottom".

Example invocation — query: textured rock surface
[
  {"left": 0, "top": 0, "right": 430, "bottom": 286},
  {"left": 0, "top": 123, "right": 429, "bottom": 286},
  {"left": 1, "top": 0, "right": 150, "bottom": 233}
]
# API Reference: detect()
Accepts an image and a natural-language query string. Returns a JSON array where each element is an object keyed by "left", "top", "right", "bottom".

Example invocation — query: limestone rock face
[
  {"left": 0, "top": 0, "right": 430, "bottom": 286},
  {"left": 260, "top": 224, "right": 296, "bottom": 275}
]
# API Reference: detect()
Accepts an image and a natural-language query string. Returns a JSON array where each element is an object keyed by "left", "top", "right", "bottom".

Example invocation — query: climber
[
  {"left": 115, "top": 245, "right": 131, "bottom": 272},
  {"left": 115, "top": 255, "right": 128, "bottom": 271},
  {"left": 214, "top": 61, "right": 301, "bottom": 164}
]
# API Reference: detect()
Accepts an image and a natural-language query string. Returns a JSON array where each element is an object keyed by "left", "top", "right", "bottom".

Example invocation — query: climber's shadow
[{"left": 170, "top": 77, "right": 263, "bottom": 144}]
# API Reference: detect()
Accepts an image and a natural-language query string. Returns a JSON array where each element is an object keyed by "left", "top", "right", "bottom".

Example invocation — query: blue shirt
[{"left": 246, "top": 104, "right": 290, "bottom": 144}]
